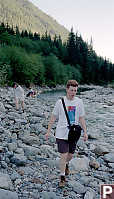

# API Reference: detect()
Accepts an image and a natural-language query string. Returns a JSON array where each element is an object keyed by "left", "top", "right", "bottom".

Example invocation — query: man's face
[
  {"left": 66, "top": 86, "right": 78, "bottom": 100},
  {"left": 14, "top": 84, "right": 17, "bottom": 89}
]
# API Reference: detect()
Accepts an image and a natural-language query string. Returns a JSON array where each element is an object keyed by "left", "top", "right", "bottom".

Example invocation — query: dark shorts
[{"left": 56, "top": 138, "right": 77, "bottom": 154}]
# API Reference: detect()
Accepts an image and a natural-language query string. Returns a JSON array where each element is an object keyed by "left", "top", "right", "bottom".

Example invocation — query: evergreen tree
[
  {"left": 28, "top": 31, "right": 33, "bottom": 40},
  {"left": 0, "top": 22, "right": 6, "bottom": 34},
  {"left": 66, "top": 28, "right": 77, "bottom": 66},
  {"left": 33, "top": 32, "right": 40, "bottom": 40},
  {"left": 15, "top": 25, "right": 20, "bottom": 37}
]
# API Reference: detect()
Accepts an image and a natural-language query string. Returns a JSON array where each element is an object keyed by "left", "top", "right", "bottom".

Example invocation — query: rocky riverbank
[{"left": 0, "top": 85, "right": 114, "bottom": 199}]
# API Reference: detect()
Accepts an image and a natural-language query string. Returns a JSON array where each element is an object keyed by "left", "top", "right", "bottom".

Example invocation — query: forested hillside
[
  {"left": 0, "top": 23, "right": 114, "bottom": 87},
  {"left": 0, "top": 0, "right": 69, "bottom": 41}
]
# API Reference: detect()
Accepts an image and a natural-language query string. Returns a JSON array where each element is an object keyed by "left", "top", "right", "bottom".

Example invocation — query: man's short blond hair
[{"left": 66, "top": 80, "right": 78, "bottom": 88}]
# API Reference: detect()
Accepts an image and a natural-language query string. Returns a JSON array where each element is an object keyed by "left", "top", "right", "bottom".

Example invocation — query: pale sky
[{"left": 29, "top": 0, "right": 114, "bottom": 63}]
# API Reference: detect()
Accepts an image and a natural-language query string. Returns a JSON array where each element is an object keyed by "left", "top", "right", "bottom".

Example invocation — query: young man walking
[
  {"left": 45, "top": 80, "right": 88, "bottom": 187},
  {"left": 13, "top": 82, "right": 25, "bottom": 112}
]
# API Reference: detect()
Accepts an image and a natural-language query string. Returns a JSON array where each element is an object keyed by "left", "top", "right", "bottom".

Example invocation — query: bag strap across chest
[{"left": 61, "top": 98, "right": 71, "bottom": 128}]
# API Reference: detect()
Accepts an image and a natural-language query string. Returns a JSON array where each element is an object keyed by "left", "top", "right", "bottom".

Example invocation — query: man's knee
[
  {"left": 60, "top": 153, "right": 68, "bottom": 160},
  {"left": 68, "top": 153, "right": 73, "bottom": 159}
]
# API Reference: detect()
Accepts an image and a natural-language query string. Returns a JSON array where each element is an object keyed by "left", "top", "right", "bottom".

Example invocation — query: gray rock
[
  {"left": 10, "top": 171, "right": 21, "bottom": 181},
  {"left": 10, "top": 154, "right": 27, "bottom": 166},
  {"left": 108, "top": 163, "right": 114, "bottom": 168},
  {"left": 7, "top": 143, "right": 17, "bottom": 152},
  {"left": 88, "top": 133, "right": 99, "bottom": 140},
  {"left": 69, "top": 181, "right": 86, "bottom": 194},
  {"left": 23, "top": 144, "right": 41, "bottom": 156},
  {"left": 20, "top": 135, "right": 40, "bottom": 145},
  {"left": 80, "top": 176, "right": 94, "bottom": 185},
  {"left": 69, "top": 157, "right": 89, "bottom": 172},
  {"left": 14, "top": 119, "right": 28, "bottom": 124},
  {"left": 84, "top": 189, "right": 96, "bottom": 199},
  {"left": 94, "top": 145, "right": 109, "bottom": 156},
  {"left": 1, "top": 161, "right": 7, "bottom": 169},
  {"left": 41, "top": 191, "right": 59, "bottom": 199},
  {"left": 0, "top": 173, "right": 13, "bottom": 190},
  {"left": 30, "top": 116, "right": 40, "bottom": 124},
  {"left": 0, "top": 102, "right": 5, "bottom": 112},
  {"left": 103, "top": 153, "right": 114, "bottom": 162},
  {"left": 0, "top": 189, "right": 18, "bottom": 199}
]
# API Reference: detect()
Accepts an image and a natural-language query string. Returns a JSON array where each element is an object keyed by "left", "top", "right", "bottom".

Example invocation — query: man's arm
[
  {"left": 79, "top": 116, "right": 88, "bottom": 141},
  {"left": 45, "top": 114, "right": 56, "bottom": 140}
]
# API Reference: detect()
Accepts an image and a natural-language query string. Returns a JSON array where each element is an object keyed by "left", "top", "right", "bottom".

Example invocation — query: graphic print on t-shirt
[{"left": 67, "top": 106, "right": 76, "bottom": 124}]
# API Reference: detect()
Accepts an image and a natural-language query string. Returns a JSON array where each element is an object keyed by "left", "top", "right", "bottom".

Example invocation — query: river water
[{"left": 38, "top": 87, "right": 93, "bottom": 101}]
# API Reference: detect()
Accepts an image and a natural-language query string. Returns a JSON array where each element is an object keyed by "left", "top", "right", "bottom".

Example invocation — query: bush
[{"left": 0, "top": 46, "right": 45, "bottom": 85}]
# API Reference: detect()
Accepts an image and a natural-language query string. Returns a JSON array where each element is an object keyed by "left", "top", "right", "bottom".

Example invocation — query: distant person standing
[{"left": 13, "top": 82, "right": 24, "bottom": 112}]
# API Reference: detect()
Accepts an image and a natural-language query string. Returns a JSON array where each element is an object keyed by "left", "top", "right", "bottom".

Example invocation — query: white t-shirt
[
  {"left": 14, "top": 85, "right": 24, "bottom": 101},
  {"left": 52, "top": 96, "right": 85, "bottom": 140}
]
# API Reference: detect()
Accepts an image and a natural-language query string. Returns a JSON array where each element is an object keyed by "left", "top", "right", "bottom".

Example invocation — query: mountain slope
[{"left": 0, "top": 0, "right": 69, "bottom": 40}]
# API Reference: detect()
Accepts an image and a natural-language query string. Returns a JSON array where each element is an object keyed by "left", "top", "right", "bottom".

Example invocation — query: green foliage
[
  {"left": 0, "top": 32, "right": 11, "bottom": 45},
  {"left": 43, "top": 54, "right": 62, "bottom": 86},
  {"left": 43, "top": 54, "right": 82, "bottom": 86},
  {"left": 0, "top": 46, "right": 44, "bottom": 85},
  {"left": 0, "top": 64, "right": 10, "bottom": 86},
  {"left": 0, "top": 22, "right": 114, "bottom": 87},
  {"left": 64, "top": 64, "right": 82, "bottom": 83},
  {"left": 108, "top": 81, "right": 114, "bottom": 88}
]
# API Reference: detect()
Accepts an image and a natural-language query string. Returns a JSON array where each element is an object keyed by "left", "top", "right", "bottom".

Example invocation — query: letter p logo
[
  {"left": 100, "top": 184, "right": 114, "bottom": 199},
  {"left": 103, "top": 186, "right": 112, "bottom": 198}
]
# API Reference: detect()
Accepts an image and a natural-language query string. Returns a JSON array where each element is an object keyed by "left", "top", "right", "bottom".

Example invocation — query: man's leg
[
  {"left": 59, "top": 152, "right": 68, "bottom": 187},
  {"left": 60, "top": 152, "right": 68, "bottom": 175},
  {"left": 56, "top": 139, "right": 69, "bottom": 187},
  {"left": 65, "top": 142, "right": 77, "bottom": 175},
  {"left": 66, "top": 153, "right": 73, "bottom": 163},
  {"left": 65, "top": 153, "right": 73, "bottom": 175},
  {"left": 21, "top": 100, "right": 24, "bottom": 111},
  {"left": 15, "top": 98, "right": 19, "bottom": 110},
  {"left": 60, "top": 153, "right": 73, "bottom": 175}
]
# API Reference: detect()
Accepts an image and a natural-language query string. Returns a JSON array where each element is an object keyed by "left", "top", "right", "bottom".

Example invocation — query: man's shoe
[
  {"left": 59, "top": 176, "right": 66, "bottom": 188},
  {"left": 65, "top": 164, "right": 70, "bottom": 175}
]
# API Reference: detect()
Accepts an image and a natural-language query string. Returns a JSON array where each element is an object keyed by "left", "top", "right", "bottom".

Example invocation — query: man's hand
[
  {"left": 83, "top": 133, "right": 88, "bottom": 141},
  {"left": 79, "top": 116, "right": 87, "bottom": 142},
  {"left": 45, "top": 132, "right": 49, "bottom": 141},
  {"left": 45, "top": 114, "right": 56, "bottom": 141}
]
